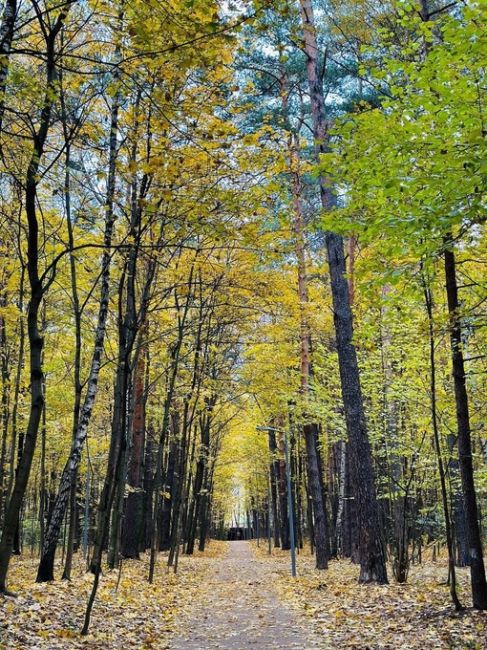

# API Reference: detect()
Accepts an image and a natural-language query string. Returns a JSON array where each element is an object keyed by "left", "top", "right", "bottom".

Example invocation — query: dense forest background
[{"left": 0, "top": 0, "right": 485, "bottom": 644}]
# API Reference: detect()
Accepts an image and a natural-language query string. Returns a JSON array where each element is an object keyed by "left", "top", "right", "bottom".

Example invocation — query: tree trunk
[
  {"left": 0, "top": 290, "right": 11, "bottom": 528},
  {"left": 267, "top": 430, "right": 280, "bottom": 548},
  {"left": 121, "top": 339, "right": 147, "bottom": 558},
  {"left": 275, "top": 430, "right": 290, "bottom": 550},
  {"left": 0, "top": 4, "right": 74, "bottom": 592},
  {"left": 335, "top": 439, "right": 347, "bottom": 556},
  {"left": 0, "top": 0, "right": 17, "bottom": 133},
  {"left": 280, "top": 68, "right": 329, "bottom": 569},
  {"left": 61, "top": 99, "right": 82, "bottom": 581},
  {"left": 422, "top": 273, "right": 462, "bottom": 610},
  {"left": 150, "top": 278, "right": 193, "bottom": 580},
  {"left": 304, "top": 424, "right": 329, "bottom": 568},
  {"left": 186, "top": 411, "right": 211, "bottom": 555},
  {"left": 444, "top": 242, "right": 487, "bottom": 609},
  {"left": 298, "top": 0, "right": 387, "bottom": 584},
  {"left": 159, "top": 432, "right": 177, "bottom": 552},
  {"left": 5, "top": 266, "right": 25, "bottom": 519},
  {"left": 37, "top": 42, "right": 120, "bottom": 582}
]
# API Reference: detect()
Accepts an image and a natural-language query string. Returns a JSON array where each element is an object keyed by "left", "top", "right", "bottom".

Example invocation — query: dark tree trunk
[
  {"left": 160, "top": 433, "right": 177, "bottom": 552},
  {"left": 0, "top": 145, "right": 45, "bottom": 592},
  {"left": 142, "top": 433, "right": 153, "bottom": 551},
  {"left": 276, "top": 430, "right": 290, "bottom": 551},
  {"left": 268, "top": 431, "right": 280, "bottom": 548},
  {"left": 186, "top": 401, "right": 213, "bottom": 555},
  {"left": 444, "top": 243, "right": 487, "bottom": 609},
  {"left": 298, "top": 0, "right": 387, "bottom": 584},
  {"left": 0, "top": 0, "right": 17, "bottom": 133},
  {"left": 5, "top": 267, "right": 25, "bottom": 524},
  {"left": 0, "top": 291, "right": 11, "bottom": 530},
  {"left": 304, "top": 424, "right": 329, "bottom": 568},
  {"left": 422, "top": 273, "right": 462, "bottom": 610},
  {"left": 0, "top": 4, "right": 74, "bottom": 592},
  {"left": 198, "top": 459, "right": 215, "bottom": 552},
  {"left": 121, "top": 341, "right": 146, "bottom": 558},
  {"left": 447, "top": 433, "right": 470, "bottom": 567},
  {"left": 168, "top": 396, "right": 193, "bottom": 569},
  {"left": 37, "top": 42, "right": 120, "bottom": 583}
]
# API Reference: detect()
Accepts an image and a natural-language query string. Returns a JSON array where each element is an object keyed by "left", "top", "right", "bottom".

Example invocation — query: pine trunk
[{"left": 298, "top": 0, "right": 387, "bottom": 584}]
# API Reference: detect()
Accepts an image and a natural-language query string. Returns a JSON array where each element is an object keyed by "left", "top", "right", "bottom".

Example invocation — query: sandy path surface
[{"left": 169, "top": 541, "right": 320, "bottom": 649}]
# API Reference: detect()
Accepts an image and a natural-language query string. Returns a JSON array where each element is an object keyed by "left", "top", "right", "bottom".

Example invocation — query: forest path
[{"left": 169, "top": 541, "right": 320, "bottom": 649}]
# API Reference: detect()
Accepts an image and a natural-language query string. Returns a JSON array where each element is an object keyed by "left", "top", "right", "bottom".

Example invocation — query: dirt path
[{"left": 169, "top": 541, "right": 320, "bottom": 649}]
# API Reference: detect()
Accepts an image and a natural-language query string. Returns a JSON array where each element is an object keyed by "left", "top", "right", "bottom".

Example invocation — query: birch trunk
[
  {"left": 0, "top": 0, "right": 17, "bottom": 133},
  {"left": 36, "top": 54, "right": 120, "bottom": 583}
]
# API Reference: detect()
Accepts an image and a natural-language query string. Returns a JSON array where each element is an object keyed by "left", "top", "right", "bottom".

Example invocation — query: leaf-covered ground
[
  {"left": 1, "top": 541, "right": 486, "bottom": 649},
  {"left": 252, "top": 542, "right": 487, "bottom": 649},
  {"left": 0, "top": 542, "right": 226, "bottom": 649}
]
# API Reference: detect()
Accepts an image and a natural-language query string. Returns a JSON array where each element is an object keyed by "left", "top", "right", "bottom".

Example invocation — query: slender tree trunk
[
  {"left": 280, "top": 69, "right": 329, "bottom": 568},
  {"left": 37, "top": 40, "right": 120, "bottom": 583},
  {"left": 298, "top": 0, "right": 387, "bottom": 584},
  {"left": 275, "top": 430, "right": 290, "bottom": 550},
  {"left": 6, "top": 265, "right": 24, "bottom": 510},
  {"left": 159, "top": 431, "right": 177, "bottom": 552},
  {"left": 446, "top": 432, "right": 469, "bottom": 567},
  {"left": 185, "top": 422, "right": 206, "bottom": 555},
  {"left": 168, "top": 400, "right": 191, "bottom": 568},
  {"left": 444, "top": 242, "right": 487, "bottom": 609},
  {"left": 121, "top": 337, "right": 147, "bottom": 558},
  {"left": 0, "top": 0, "right": 17, "bottom": 133},
  {"left": 303, "top": 424, "right": 329, "bottom": 568},
  {"left": 268, "top": 432, "right": 280, "bottom": 548},
  {"left": 61, "top": 92, "right": 82, "bottom": 580},
  {"left": 83, "top": 327, "right": 131, "bottom": 633},
  {"left": 335, "top": 439, "right": 347, "bottom": 556},
  {"left": 186, "top": 398, "right": 214, "bottom": 555},
  {"left": 422, "top": 274, "right": 462, "bottom": 610},
  {"left": 0, "top": 4, "right": 74, "bottom": 592},
  {"left": 0, "top": 291, "right": 11, "bottom": 527},
  {"left": 142, "top": 434, "right": 154, "bottom": 551},
  {"left": 150, "top": 270, "right": 194, "bottom": 580},
  {"left": 198, "top": 456, "right": 216, "bottom": 552}
]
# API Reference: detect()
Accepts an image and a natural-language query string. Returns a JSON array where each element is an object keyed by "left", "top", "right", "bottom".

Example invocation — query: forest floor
[
  {"left": 251, "top": 541, "right": 487, "bottom": 649},
  {"left": 0, "top": 541, "right": 486, "bottom": 649},
  {"left": 0, "top": 542, "right": 226, "bottom": 649}
]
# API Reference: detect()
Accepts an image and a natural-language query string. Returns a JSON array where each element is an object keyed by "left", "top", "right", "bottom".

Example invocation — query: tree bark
[
  {"left": 121, "top": 338, "right": 147, "bottom": 558},
  {"left": 280, "top": 68, "right": 329, "bottom": 568},
  {"left": 0, "top": 3, "right": 74, "bottom": 593},
  {"left": 268, "top": 431, "right": 280, "bottom": 548},
  {"left": 298, "top": 0, "right": 387, "bottom": 583},
  {"left": 186, "top": 407, "right": 211, "bottom": 555},
  {"left": 0, "top": 0, "right": 17, "bottom": 133},
  {"left": 444, "top": 242, "right": 487, "bottom": 609},
  {"left": 36, "top": 49, "right": 120, "bottom": 582},
  {"left": 422, "top": 273, "right": 462, "bottom": 610},
  {"left": 275, "top": 429, "right": 290, "bottom": 550}
]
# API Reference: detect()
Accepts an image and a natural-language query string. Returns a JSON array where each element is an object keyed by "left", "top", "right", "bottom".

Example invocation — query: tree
[
  {"left": 298, "top": 0, "right": 387, "bottom": 584},
  {"left": 323, "top": 0, "right": 486, "bottom": 606},
  {"left": 0, "top": 0, "right": 76, "bottom": 594}
]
